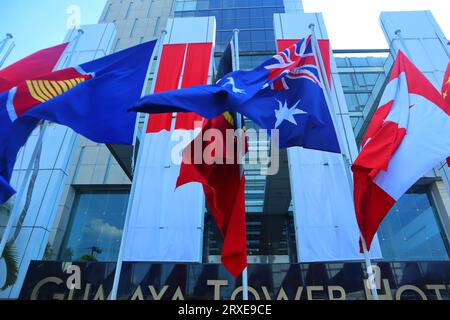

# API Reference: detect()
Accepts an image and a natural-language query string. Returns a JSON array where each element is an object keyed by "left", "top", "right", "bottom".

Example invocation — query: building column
[
  {"left": 273, "top": 12, "right": 382, "bottom": 261},
  {"left": 0, "top": 24, "right": 116, "bottom": 299}
]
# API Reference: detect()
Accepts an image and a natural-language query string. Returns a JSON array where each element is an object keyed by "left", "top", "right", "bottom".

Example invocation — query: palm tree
[
  {"left": 1, "top": 122, "right": 45, "bottom": 290},
  {"left": 0, "top": 201, "right": 18, "bottom": 290},
  {"left": 1, "top": 241, "right": 18, "bottom": 290}
]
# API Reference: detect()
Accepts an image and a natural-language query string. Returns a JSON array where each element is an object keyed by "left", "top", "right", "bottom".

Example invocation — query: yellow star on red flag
[{"left": 442, "top": 62, "right": 450, "bottom": 108}]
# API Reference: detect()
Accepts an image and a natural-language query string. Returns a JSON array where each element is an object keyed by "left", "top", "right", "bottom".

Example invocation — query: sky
[
  {"left": 0, "top": 0, "right": 107, "bottom": 66},
  {"left": 303, "top": 0, "right": 450, "bottom": 50},
  {"left": 0, "top": 0, "right": 449, "bottom": 67}
]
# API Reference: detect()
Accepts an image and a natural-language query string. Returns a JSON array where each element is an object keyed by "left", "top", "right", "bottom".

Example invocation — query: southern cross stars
[{"left": 274, "top": 99, "right": 307, "bottom": 128}]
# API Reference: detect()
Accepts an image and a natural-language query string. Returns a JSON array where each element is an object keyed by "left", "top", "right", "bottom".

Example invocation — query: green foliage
[
  {"left": 79, "top": 254, "right": 97, "bottom": 262},
  {"left": 43, "top": 243, "right": 54, "bottom": 260},
  {"left": 1, "top": 241, "right": 18, "bottom": 290},
  {"left": 60, "top": 247, "right": 74, "bottom": 261}
]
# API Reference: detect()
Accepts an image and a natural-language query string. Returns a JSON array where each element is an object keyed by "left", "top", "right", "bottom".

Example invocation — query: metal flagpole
[
  {"left": 110, "top": 30, "right": 167, "bottom": 300},
  {"left": 0, "top": 30, "right": 84, "bottom": 261},
  {"left": 0, "top": 42, "right": 15, "bottom": 69},
  {"left": 232, "top": 28, "right": 249, "bottom": 301},
  {"left": 66, "top": 29, "right": 84, "bottom": 68},
  {"left": 0, "top": 33, "right": 13, "bottom": 58},
  {"left": 308, "top": 24, "right": 380, "bottom": 300},
  {"left": 0, "top": 121, "right": 48, "bottom": 260},
  {"left": 394, "top": 30, "right": 413, "bottom": 59}
]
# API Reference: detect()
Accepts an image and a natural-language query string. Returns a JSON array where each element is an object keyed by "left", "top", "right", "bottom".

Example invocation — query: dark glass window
[
  {"left": 250, "top": 8, "right": 264, "bottom": 18},
  {"left": 59, "top": 190, "right": 129, "bottom": 262},
  {"left": 251, "top": 30, "right": 265, "bottom": 41},
  {"left": 204, "top": 213, "right": 298, "bottom": 263},
  {"left": 250, "top": 18, "right": 265, "bottom": 29},
  {"left": 235, "top": 0, "right": 249, "bottom": 7},
  {"left": 235, "top": 19, "right": 251, "bottom": 29},
  {"left": 378, "top": 185, "right": 450, "bottom": 261},
  {"left": 210, "top": 0, "right": 223, "bottom": 9},
  {"left": 236, "top": 8, "right": 250, "bottom": 18},
  {"left": 251, "top": 41, "right": 266, "bottom": 51},
  {"left": 249, "top": 0, "right": 263, "bottom": 6},
  {"left": 222, "top": 19, "right": 235, "bottom": 30},
  {"left": 197, "top": 0, "right": 210, "bottom": 10},
  {"left": 239, "top": 31, "right": 251, "bottom": 41}
]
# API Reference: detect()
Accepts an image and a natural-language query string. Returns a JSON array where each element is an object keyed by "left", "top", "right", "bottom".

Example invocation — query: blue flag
[
  {"left": 131, "top": 36, "right": 340, "bottom": 152},
  {"left": 0, "top": 40, "right": 157, "bottom": 204}
]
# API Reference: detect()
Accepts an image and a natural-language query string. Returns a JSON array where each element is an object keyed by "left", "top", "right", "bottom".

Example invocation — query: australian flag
[{"left": 131, "top": 36, "right": 340, "bottom": 152}]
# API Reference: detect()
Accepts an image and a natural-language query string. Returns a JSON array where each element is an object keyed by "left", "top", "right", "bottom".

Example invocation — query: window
[
  {"left": 59, "top": 190, "right": 129, "bottom": 262},
  {"left": 378, "top": 185, "right": 450, "bottom": 261},
  {"left": 203, "top": 213, "right": 297, "bottom": 263}
]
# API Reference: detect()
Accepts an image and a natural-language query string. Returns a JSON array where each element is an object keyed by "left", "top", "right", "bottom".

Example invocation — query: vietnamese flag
[
  {"left": 176, "top": 113, "right": 247, "bottom": 277},
  {"left": 176, "top": 39, "right": 248, "bottom": 277}
]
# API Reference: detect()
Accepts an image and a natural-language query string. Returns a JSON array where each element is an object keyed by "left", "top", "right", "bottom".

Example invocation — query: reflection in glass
[
  {"left": 378, "top": 185, "right": 450, "bottom": 261},
  {"left": 59, "top": 190, "right": 129, "bottom": 262}
]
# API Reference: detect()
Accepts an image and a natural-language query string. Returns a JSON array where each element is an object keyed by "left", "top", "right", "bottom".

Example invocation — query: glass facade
[
  {"left": 173, "top": 0, "right": 297, "bottom": 263},
  {"left": 378, "top": 185, "right": 450, "bottom": 261},
  {"left": 59, "top": 190, "right": 129, "bottom": 262},
  {"left": 335, "top": 55, "right": 389, "bottom": 136},
  {"left": 56, "top": 1, "right": 450, "bottom": 265},
  {"left": 174, "top": 0, "right": 284, "bottom": 54}
]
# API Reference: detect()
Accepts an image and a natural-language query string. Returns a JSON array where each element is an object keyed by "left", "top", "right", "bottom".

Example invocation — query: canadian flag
[{"left": 352, "top": 51, "right": 450, "bottom": 251}]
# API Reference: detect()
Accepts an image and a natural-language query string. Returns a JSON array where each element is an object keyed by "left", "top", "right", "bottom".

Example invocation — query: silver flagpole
[
  {"left": 0, "top": 33, "right": 13, "bottom": 58},
  {"left": 308, "top": 24, "right": 380, "bottom": 300},
  {"left": 232, "top": 28, "right": 249, "bottom": 301},
  {"left": 0, "top": 30, "right": 84, "bottom": 261},
  {"left": 110, "top": 30, "right": 167, "bottom": 300},
  {"left": 66, "top": 29, "right": 84, "bottom": 68},
  {"left": 0, "top": 36, "right": 14, "bottom": 69},
  {"left": 394, "top": 30, "right": 413, "bottom": 59}
]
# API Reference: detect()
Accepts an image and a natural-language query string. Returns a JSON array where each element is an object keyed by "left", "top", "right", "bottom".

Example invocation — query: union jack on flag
[
  {"left": 264, "top": 36, "right": 322, "bottom": 90},
  {"left": 132, "top": 35, "right": 340, "bottom": 152}
]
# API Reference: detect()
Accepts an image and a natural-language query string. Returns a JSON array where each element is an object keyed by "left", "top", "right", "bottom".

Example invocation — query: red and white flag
[{"left": 352, "top": 51, "right": 450, "bottom": 251}]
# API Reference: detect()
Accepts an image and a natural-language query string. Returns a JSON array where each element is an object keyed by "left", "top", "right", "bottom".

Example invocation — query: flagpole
[
  {"left": 308, "top": 24, "right": 379, "bottom": 300},
  {"left": 0, "top": 33, "right": 13, "bottom": 58},
  {"left": 394, "top": 30, "right": 413, "bottom": 60},
  {"left": 110, "top": 30, "right": 167, "bottom": 300},
  {"left": 0, "top": 30, "right": 84, "bottom": 263},
  {"left": 232, "top": 28, "right": 249, "bottom": 301},
  {"left": 0, "top": 34, "right": 14, "bottom": 69},
  {"left": 66, "top": 29, "right": 84, "bottom": 68},
  {"left": 0, "top": 121, "right": 48, "bottom": 261}
]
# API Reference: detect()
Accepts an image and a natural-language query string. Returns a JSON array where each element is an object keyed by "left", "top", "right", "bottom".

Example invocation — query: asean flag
[{"left": 352, "top": 51, "right": 450, "bottom": 251}]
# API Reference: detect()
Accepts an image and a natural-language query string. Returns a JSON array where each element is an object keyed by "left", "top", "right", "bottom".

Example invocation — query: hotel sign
[{"left": 19, "top": 261, "right": 450, "bottom": 300}]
